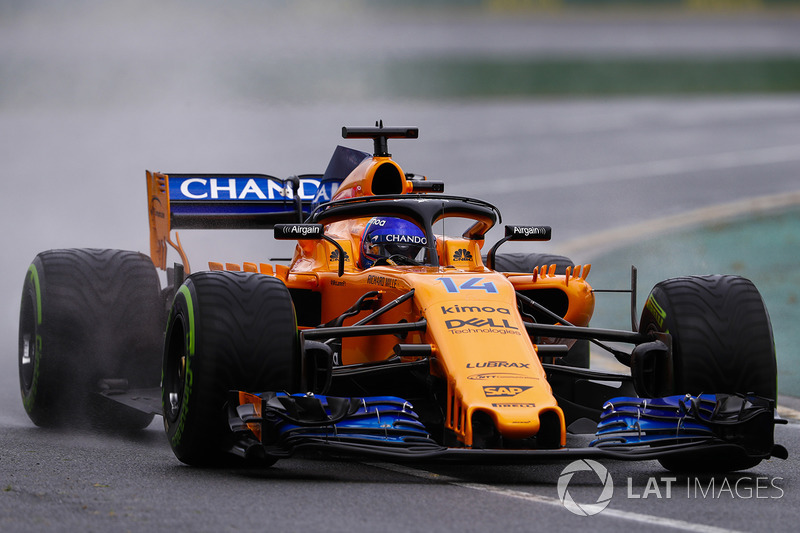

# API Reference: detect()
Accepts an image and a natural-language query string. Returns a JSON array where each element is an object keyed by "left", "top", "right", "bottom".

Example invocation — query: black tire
[
  {"left": 18, "top": 249, "right": 163, "bottom": 430},
  {"left": 162, "top": 271, "right": 300, "bottom": 466},
  {"left": 638, "top": 275, "right": 776, "bottom": 472},
  {"left": 489, "top": 252, "right": 574, "bottom": 275},
  {"left": 491, "top": 252, "right": 589, "bottom": 368}
]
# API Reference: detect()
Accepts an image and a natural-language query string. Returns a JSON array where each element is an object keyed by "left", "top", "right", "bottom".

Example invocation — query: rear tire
[
  {"left": 162, "top": 271, "right": 300, "bottom": 466},
  {"left": 638, "top": 275, "right": 777, "bottom": 472},
  {"left": 490, "top": 252, "right": 574, "bottom": 275},
  {"left": 491, "top": 252, "right": 589, "bottom": 368},
  {"left": 18, "top": 249, "right": 163, "bottom": 430}
]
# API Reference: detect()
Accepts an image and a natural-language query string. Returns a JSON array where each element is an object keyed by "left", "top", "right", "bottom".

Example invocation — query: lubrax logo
[
  {"left": 466, "top": 361, "right": 530, "bottom": 369},
  {"left": 446, "top": 317, "right": 517, "bottom": 330},
  {"left": 441, "top": 305, "right": 510, "bottom": 315},
  {"left": 483, "top": 386, "right": 531, "bottom": 397}
]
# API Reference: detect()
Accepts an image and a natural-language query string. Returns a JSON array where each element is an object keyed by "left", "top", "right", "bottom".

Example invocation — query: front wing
[{"left": 226, "top": 391, "right": 788, "bottom": 465}]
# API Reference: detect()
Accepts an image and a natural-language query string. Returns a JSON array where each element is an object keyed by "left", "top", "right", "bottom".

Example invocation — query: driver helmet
[{"left": 360, "top": 217, "right": 427, "bottom": 268}]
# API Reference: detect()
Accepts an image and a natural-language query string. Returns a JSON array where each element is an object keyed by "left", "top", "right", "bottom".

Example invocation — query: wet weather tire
[
  {"left": 490, "top": 252, "right": 574, "bottom": 275},
  {"left": 638, "top": 275, "right": 776, "bottom": 472},
  {"left": 639, "top": 275, "right": 776, "bottom": 400},
  {"left": 18, "top": 249, "right": 164, "bottom": 430},
  {"left": 162, "top": 271, "right": 300, "bottom": 466}
]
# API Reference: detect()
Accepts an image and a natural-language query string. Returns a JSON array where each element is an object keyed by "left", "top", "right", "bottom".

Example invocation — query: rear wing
[{"left": 146, "top": 172, "right": 324, "bottom": 271}]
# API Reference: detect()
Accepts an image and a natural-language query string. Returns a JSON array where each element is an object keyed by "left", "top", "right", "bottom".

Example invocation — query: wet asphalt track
[{"left": 3, "top": 3, "right": 800, "bottom": 531}]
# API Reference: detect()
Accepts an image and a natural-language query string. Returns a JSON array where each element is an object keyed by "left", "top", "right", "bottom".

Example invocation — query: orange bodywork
[{"left": 171, "top": 154, "right": 597, "bottom": 448}]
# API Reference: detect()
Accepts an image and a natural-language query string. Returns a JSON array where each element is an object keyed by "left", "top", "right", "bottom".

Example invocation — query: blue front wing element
[
  {"left": 590, "top": 393, "right": 775, "bottom": 449},
  {"left": 233, "top": 393, "right": 440, "bottom": 451}
]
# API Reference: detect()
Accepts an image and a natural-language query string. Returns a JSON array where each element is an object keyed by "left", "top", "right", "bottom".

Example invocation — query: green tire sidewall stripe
[
  {"left": 170, "top": 284, "right": 195, "bottom": 447},
  {"left": 22, "top": 264, "right": 42, "bottom": 412}
]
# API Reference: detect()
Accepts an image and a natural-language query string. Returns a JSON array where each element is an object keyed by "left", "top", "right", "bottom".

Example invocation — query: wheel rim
[
  {"left": 19, "top": 291, "right": 36, "bottom": 394},
  {"left": 164, "top": 315, "right": 187, "bottom": 423}
]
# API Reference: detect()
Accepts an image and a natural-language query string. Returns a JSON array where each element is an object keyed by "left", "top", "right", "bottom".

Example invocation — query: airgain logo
[
  {"left": 330, "top": 249, "right": 350, "bottom": 262},
  {"left": 557, "top": 460, "right": 614, "bottom": 516},
  {"left": 452, "top": 248, "right": 473, "bottom": 261},
  {"left": 482, "top": 386, "right": 531, "bottom": 397}
]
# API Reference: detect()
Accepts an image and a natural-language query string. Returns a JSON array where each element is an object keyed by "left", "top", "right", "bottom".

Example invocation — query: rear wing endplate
[{"left": 146, "top": 171, "right": 323, "bottom": 271}]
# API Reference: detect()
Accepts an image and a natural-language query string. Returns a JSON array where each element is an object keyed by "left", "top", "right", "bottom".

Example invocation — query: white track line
[
  {"left": 557, "top": 189, "right": 800, "bottom": 258},
  {"left": 458, "top": 144, "right": 800, "bottom": 195},
  {"left": 367, "top": 462, "right": 742, "bottom": 533}
]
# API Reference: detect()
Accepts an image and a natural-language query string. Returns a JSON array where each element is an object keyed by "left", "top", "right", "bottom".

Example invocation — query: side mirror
[
  {"left": 485, "top": 225, "right": 551, "bottom": 270},
  {"left": 273, "top": 224, "right": 345, "bottom": 277}
]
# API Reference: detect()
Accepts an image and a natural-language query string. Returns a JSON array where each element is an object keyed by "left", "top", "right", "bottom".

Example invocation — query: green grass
[{"left": 382, "top": 57, "right": 800, "bottom": 98}]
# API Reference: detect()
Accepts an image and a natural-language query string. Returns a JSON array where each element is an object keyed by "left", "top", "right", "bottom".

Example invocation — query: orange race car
[{"left": 18, "top": 124, "right": 786, "bottom": 473}]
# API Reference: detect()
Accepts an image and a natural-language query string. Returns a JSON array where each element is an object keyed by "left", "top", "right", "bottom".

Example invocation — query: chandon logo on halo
[{"left": 379, "top": 234, "right": 427, "bottom": 245}]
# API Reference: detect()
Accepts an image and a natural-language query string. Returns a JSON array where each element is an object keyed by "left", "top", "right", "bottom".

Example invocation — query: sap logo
[
  {"left": 452, "top": 249, "right": 473, "bottom": 261},
  {"left": 466, "top": 361, "right": 530, "bottom": 369},
  {"left": 445, "top": 318, "right": 517, "bottom": 330},
  {"left": 441, "top": 305, "right": 510, "bottom": 315},
  {"left": 483, "top": 386, "right": 531, "bottom": 398},
  {"left": 173, "top": 176, "right": 320, "bottom": 201},
  {"left": 330, "top": 249, "right": 350, "bottom": 262}
]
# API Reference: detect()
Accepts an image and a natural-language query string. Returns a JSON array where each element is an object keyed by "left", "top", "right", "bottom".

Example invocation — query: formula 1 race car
[{"left": 18, "top": 124, "right": 787, "bottom": 473}]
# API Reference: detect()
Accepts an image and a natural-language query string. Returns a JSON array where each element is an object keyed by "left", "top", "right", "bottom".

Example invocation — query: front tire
[
  {"left": 638, "top": 275, "right": 777, "bottom": 472},
  {"left": 162, "top": 271, "right": 300, "bottom": 466}
]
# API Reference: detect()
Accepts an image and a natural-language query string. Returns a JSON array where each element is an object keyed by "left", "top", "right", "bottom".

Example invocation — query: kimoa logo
[
  {"left": 557, "top": 460, "right": 614, "bottom": 516},
  {"left": 441, "top": 305, "right": 510, "bottom": 315}
]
